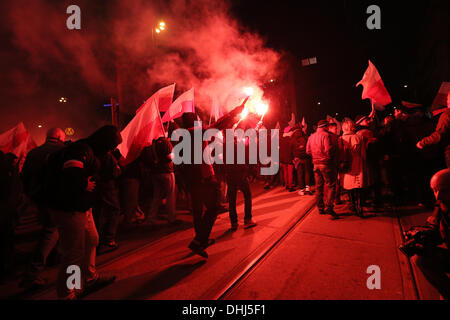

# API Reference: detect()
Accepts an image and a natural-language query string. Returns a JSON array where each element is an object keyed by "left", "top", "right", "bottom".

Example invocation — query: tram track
[{"left": 201, "top": 200, "right": 317, "bottom": 300}]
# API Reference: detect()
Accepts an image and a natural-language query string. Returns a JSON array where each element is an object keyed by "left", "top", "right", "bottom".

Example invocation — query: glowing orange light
[
  {"left": 159, "top": 26, "right": 165, "bottom": 30},
  {"left": 65, "top": 128, "right": 75, "bottom": 136},
  {"left": 155, "top": 28, "right": 161, "bottom": 34},
  {"left": 159, "top": 22, "right": 166, "bottom": 27}
]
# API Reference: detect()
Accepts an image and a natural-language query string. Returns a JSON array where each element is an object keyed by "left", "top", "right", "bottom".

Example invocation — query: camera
[{"left": 398, "top": 225, "right": 443, "bottom": 258}]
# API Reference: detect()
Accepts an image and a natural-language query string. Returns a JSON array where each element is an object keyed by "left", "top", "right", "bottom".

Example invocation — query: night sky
[
  {"left": 231, "top": 0, "right": 449, "bottom": 123},
  {"left": 0, "top": 0, "right": 448, "bottom": 140}
]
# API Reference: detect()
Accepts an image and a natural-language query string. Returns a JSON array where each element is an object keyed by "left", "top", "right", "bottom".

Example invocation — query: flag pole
[
  {"left": 157, "top": 101, "right": 167, "bottom": 138},
  {"left": 370, "top": 99, "right": 375, "bottom": 118}
]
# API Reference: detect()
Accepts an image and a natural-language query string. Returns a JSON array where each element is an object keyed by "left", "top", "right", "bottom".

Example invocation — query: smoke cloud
[{"left": 3, "top": 0, "right": 282, "bottom": 138}]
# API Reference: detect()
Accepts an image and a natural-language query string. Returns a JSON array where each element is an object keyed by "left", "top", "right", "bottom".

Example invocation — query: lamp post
[{"left": 152, "top": 21, "right": 167, "bottom": 46}]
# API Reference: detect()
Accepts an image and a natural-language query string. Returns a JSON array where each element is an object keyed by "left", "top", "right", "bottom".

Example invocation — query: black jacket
[
  {"left": 21, "top": 138, "right": 65, "bottom": 200},
  {"left": 45, "top": 126, "right": 122, "bottom": 212}
]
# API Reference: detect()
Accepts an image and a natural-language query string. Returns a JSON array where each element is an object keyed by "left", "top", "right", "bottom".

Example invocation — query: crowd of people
[{"left": 0, "top": 95, "right": 449, "bottom": 299}]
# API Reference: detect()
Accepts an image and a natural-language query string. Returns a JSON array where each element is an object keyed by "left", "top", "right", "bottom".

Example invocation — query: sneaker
[
  {"left": 78, "top": 274, "right": 116, "bottom": 298},
  {"left": 288, "top": 188, "right": 296, "bottom": 192},
  {"left": 326, "top": 209, "right": 339, "bottom": 220},
  {"left": 97, "top": 241, "right": 119, "bottom": 255},
  {"left": 188, "top": 241, "right": 208, "bottom": 258},
  {"left": 244, "top": 219, "right": 257, "bottom": 229},
  {"left": 318, "top": 209, "right": 326, "bottom": 215},
  {"left": 230, "top": 222, "right": 238, "bottom": 231},
  {"left": 263, "top": 184, "right": 271, "bottom": 190},
  {"left": 298, "top": 189, "right": 305, "bottom": 196},
  {"left": 61, "top": 290, "right": 79, "bottom": 300}
]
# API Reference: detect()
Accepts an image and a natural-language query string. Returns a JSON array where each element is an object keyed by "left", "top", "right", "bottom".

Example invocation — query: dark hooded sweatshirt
[{"left": 45, "top": 126, "right": 122, "bottom": 212}]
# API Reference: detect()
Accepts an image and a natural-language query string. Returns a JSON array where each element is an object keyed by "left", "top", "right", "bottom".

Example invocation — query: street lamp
[{"left": 152, "top": 21, "right": 166, "bottom": 46}]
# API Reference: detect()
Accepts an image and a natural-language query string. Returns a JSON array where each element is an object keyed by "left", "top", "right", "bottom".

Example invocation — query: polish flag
[
  {"left": 161, "top": 88, "right": 195, "bottom": 123},
  {"left": 136, "top": 83, "right": 175, "bottom": 114},
  {"left": 356, "top": 60, "right": 392, "bottom": 108},
  {"left": 210, "top": 95, "right": 223, "bottom": 124},
  {"left": 118, "top": 89, "right": 166, "bottom": 166},
  {"left": 0, "top": 122, "right": 36, "bottom": 169}
]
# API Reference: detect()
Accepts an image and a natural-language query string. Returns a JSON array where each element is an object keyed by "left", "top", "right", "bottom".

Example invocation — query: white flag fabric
[
  {"left": 211, "top": 95, "right": 223, "bottom": 123},
  {"left": 118, "top": 88, "right": 167, "bottom": 166},
  {"left": 161, "top": 88, "right": 195, "bottom": 123},
  {"left": 356, "top": 60, "right": 392, "bottom": 108},
  {"left": 136, "top": 83, "right": 175, "bottom": 114}
]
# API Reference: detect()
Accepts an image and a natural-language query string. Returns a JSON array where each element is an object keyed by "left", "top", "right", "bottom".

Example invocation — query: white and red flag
[
  {"left": 161, "top": 88, "right": 195, "bottom": 123},
  {"left": 0, "top": 122, "right": 36, "bottom": 169},
  {"left": 136, "top": 83, "right": 175, "bottom": 114},
  {"left": 118, "top": 88, "right": 167, "bottom": 166},
  {"left": 356, "top": 60, "right": 392, "bottom": 109},
  {"left": 209, "top": 95, "right": 223, "bottom": 124}
]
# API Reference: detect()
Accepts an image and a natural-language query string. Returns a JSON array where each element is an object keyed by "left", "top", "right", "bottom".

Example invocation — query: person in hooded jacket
[
  {"left": 176, "top": 104, "right": 244, "bottom": 258},
  {"left": 292, "top": 128, "right": 313, "bottom": 196},
  {"left": 44, "top": 125, "right": 121, "bottom": 299}
]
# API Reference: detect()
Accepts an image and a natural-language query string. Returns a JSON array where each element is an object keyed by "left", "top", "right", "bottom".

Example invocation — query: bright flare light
[
  {"left": 241, "top": 107, "right": 249, "bottom": 120},
  {"left": 159, "top": 22, "right": 166, "bottom": 27},
  {"left": 243, "top": 87, "right": 254, "bottom": 97},
  {"left": 155, "top": 28, "right": 161, "bottom": 34},
  {"left": 256, "top": 102, "right": 269, "bottom": 116}
]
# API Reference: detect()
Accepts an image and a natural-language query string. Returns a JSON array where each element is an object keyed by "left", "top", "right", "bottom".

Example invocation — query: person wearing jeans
[
  {"left": 44, "top": 126, "right": 121, "bottom": 299},
  {"left": 147, "top": 172, "right": 177, "bottom": 223},
  {"left": 50, "top": 208, "right": 99, "bottom": 298},
  {"left": 141, "top": 138, "right": 177, "bottom": 225},
  {"left": 313, "top": 164, "right": 337, "bottom": 216},
  {"left": 306, "top": 120, "right": 338, "bottom": 219}
]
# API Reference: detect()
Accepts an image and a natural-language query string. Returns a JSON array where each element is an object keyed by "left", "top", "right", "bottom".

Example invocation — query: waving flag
[
  {"left": 0, "top": 122, "right": 36, "bottom": 169},
  {"left": 356, "top": 60, "right": 392, "bottom": 109},
  {"left": 118, "top": 89, "right": 166, "bottom": 166},
  {"left": 136, "top": 83, "right": 175, "bottom": 114},
  {"left": 209, "top": 95, "right": 223, "bottom": 124},
  {"left": 161, "top": 88, "right": 195, "bottom": 123}
]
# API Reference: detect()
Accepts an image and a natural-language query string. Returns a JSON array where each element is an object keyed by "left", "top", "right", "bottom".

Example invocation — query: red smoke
[{"left": 4, "top": 0, "right": 281, "bottom": 135}]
